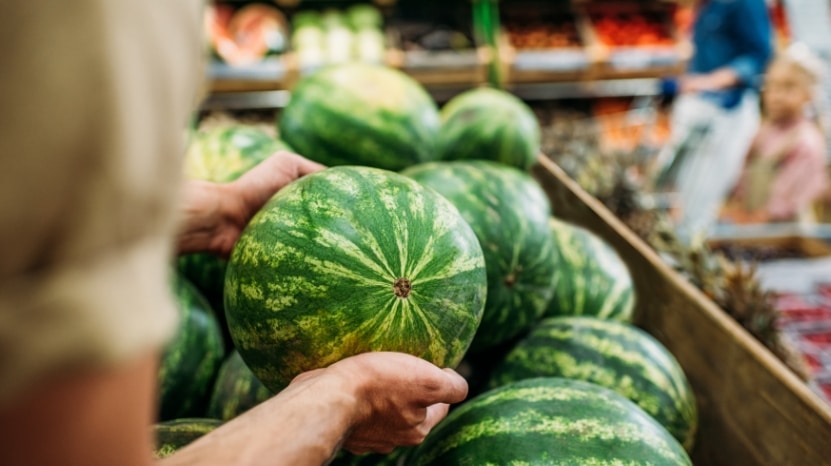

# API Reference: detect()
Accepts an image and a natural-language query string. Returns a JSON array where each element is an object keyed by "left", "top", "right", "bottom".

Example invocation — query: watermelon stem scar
[{"left": 393, "top": 278, "right": 412, "bottom": 298}]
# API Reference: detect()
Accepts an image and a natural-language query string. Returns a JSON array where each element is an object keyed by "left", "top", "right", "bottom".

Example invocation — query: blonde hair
[{"left": 770, "top": 42, "right": 829, "bottom": 136}]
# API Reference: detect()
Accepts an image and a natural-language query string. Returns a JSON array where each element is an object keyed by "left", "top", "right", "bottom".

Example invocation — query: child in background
[{"left": 722, "top": 44, "right": 828, "bottom": 224}]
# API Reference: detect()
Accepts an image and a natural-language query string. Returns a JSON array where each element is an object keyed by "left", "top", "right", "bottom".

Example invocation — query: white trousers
[{"left": 669, "top": 92, "right": 761, "bottom": 243}]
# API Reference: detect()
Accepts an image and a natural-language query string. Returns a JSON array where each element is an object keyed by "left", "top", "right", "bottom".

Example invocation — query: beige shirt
[{"left": 0, "top": 0, "right": 204, "bottom": 403}]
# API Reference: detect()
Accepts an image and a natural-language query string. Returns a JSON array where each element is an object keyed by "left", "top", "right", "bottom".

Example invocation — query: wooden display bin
[
  {"left": 385, "top": 46, "right": 488, "bottom": 87},
  {"left": 532, "top": 155, "right": 831, "bottom": 466},
  {"left": 577, "top": 1, "right": 691, "bottom": 80}
]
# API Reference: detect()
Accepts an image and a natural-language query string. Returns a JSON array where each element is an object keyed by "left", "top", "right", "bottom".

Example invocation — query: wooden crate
[
  {"left": 708, "top": 235, "right": 831, "bottom": 259},
  {"left": 532, "top": 156, "right": 831, "bottom": 466}
]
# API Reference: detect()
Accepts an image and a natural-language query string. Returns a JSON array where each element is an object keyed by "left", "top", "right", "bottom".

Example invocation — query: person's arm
[
  {"left": 177, "top": 152, "right": 325, "bottom": 257},
  {"left": 681, "top": 0, "right": 772, "bottom": 93},
  {"left": 161, "top": 353, "right": 468, "bottom": 465}
]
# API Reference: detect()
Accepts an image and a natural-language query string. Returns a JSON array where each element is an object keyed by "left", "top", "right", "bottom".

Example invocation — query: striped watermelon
[
  {"left": 332, "top": 448, "right": 408, "bottom": 466},
  {"left": 278, "top": 63, "right": 440, "bottom": 171},
  {"left": 225, "top": 166, "right": 487, "bottom": 392},
  {"left": 159, "top": 276, "right": 225, "bottom": 421},
  {"left": 547, "top": 217, "right": 634, "bottom": 322},
  {"left": 403, "top": 161, "right": 557, "bottom": 353},
  {"left": 184, "top": 124, "right": 291, "bottom": 183},
  {"left": 407, "top": 378, "right": 691, "bottom": 465},
  {"left": 488, "top": 316, "right": 698, "bottom": 451},
  {"left": 206, "top": 350, "right": 272, "bottom": 421},
  {"left": 438, "top": 88, "right": 540, "bottom": 170},
  {"left": 154, "top": 418, "right": 222, "bottom": 459}
]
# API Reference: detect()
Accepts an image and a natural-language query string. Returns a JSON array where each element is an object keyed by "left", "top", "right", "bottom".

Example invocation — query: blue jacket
[{"left": 690, "top": 0, "right": 773, "bottom": 109}]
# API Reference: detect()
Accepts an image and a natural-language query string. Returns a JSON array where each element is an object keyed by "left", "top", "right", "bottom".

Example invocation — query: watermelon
[
  {"left": 437, "top": 87, "right": 540, "bottom": 170},
  {"left": 331, "top": 448, "right": 408, "bottom": 466},
  {"left": 547, "top": 217, "right": 635, "bottom": 322},
  {"left": 153, "top": 418, "right": 222, "bottom": 459},
  {"left": 206, "top": 350, "right": 272, "bottom": 421},
  {"left": 158, "top": 276, "right": 225, "bottom": 421},
  {"left": 278, "top": 63, "right": 440, "bottom": 171},
  {"left": 488, "top": 316, "right": 698, "bottom": 451},
  {"left": 403, "top": 161, "right": 557, "bottom": 353},
  {"left": 406, "top": 378, "right": 692, "bottom": 466},
  {"left": 184, "top": 124, "right": 291, "bottom": 183},
  {"left": 225, "top": 166, "right": 487, "bottom": 392}
]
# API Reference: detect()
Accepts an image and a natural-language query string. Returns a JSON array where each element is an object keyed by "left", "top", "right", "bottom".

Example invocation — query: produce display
[
  {"left": 397, "top": 22, "right": 473, "bottom": 53},
  {"left": 158, "top": 276, "right": 225, "bottom": 421},
  {"left": 506, "top": 18, "right": 582, "bottom": 49},
  {"left": 407, "top": 378, "right": 692, "bottom": 465},
  {"left": 489, "top": 316, "right": 698, "bottom": 450},
  {"left": 206, "top": 351, "right": 272, "bottom": 421},
  {"left": 437, "top": 87, "right": 541, "bottom": 170},
  {"left": 225, "top": 166, "right": 487, "bottom": 391},
  {"left": 292, "top": 6, "right": 386, "bottom": 70},
  {"left": 404, "top": 161, "right": 557, "bottom": 353},
  {"left": 278, "top": 63, "right": 441, "bottom": 171},
  {"left": 546, "top": 217, "right": 635, "bottom": 322},
  {"left": 591, "top": 11, "right": 675, "bottom": 47},
  {"left": 154, "top": 418, "right": 223, "bottom": 459},
  {"left": 206, "top": 3, "right": 289, "bottom": 66}
]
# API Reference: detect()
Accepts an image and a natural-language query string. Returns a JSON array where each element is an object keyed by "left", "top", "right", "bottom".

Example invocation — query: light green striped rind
[
  {"left": 547, "top": 217, "right": 635, "bottom": 322},
  {"left": 407, "top": 378, "right": 691, "bottom": 466},
  {"left": 184, "top": 124, "right": 290, "bottom": 183},
  {"left": 153, "top": 418, "right": 222, "bottom": 459},
  {"left": 206, "top": 350, "right": 273, "bottom": 421},
  {"left": 438, "top": 88, "right": 541, "bottom": 170},
  {"left": 488, "top": 317, "right": 698, "bottom": 451},
  {"left": 158, "top": 276, "right": 226, "bottom": 421},
  {"left": 403, "top": 161, "right": 557, "bottom": 353},
  {"left": 225, "top": 166, "right": 486, "bottom": 392},
  {"left": 278, "top": 63, "right": 440, "bottom": 171}
]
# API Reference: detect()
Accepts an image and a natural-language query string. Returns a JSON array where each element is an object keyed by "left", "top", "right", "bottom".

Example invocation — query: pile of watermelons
[{"left": 158, "top": 63, "right": 697, "bottom": 465}]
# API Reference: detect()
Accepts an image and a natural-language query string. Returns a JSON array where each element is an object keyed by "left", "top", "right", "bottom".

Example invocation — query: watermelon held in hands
[
  {"left": 488, "top": 316, "right": 698, "bottom": 451},
  {"left": 224, "top": 166, "right": 487, "bottom": 392},
  {"left": 158, "top": 276, "right": 226, "bottom": 421},
  {"left": 403, "top": 161, "right": 557, "bottom": 353},
  {"left": 546, "top": 217, "right": 635, "bottom": 322},
  {"left": 206, "top": 350, "right": 273, "bottom": 421},
  {"left": 278, "top": 63, "right": 441, "bottom": 171},
  {"left": 438, "top": 87, "right": 541, "bottom": 170},
  {"left": 406, "top": 378, "right": 692, "bottom": 466},
  {"left": 153, "top": 418, "right": 222, "bottom": 459}
]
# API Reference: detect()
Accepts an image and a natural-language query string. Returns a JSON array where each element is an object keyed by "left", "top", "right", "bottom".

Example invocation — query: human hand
[
  {"left": 290, "top": 352, "right": 469, "bottom": 455},
  {"left": 177, "top": 151, "right": 325, "bottom": 257}
]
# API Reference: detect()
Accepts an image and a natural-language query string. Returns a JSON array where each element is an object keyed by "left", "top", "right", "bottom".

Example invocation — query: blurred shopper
[
  {"left": 658, "top": 0, "right": 773, "bottom": 241},
  {"left": 722, "top": 44, "right": 828, "bottom": 224}
]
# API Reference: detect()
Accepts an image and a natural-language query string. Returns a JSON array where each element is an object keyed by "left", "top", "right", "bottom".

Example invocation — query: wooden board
[
  {"left": 532, "top": 156, "right": 831, "bottom": 466},
  {"left": 708, "top": 236, "right": 831, "bottom": 259}
]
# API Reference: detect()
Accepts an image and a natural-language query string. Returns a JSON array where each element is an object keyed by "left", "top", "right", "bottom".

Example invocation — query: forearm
[{"left": 159, "top": 376, "right": 357, "bottom": 466}]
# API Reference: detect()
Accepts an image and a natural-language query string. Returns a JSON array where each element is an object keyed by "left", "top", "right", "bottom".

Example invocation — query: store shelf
[{"left": 202, "top": 77, "right": 662, "bottom": 110}]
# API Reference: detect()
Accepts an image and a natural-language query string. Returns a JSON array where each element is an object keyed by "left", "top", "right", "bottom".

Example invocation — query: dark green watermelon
[
  {"left": 438, "top": 87, "right": 540, "bottom": 170},
  {"left": 403, "top": 161, "right": 557, "bottom": 353},
  {"left": 407, "top": 378, "right": 691, "bottom": 465},
  {"left": 225, "top": 166, "right": 487, "bottom": 392},
  {"left": 153, "top": 418, "right": 222, "bottom": 459},
  {"left": 546, "top": 217, "right": 635, "bottom": 322},
  {"left": 331, "top": 448, "right": 408, "bottom": 466},
  {"left": 158, "top": 276, "right": 225, "bottom": 421},
  {"left": 488, "top": 316, "right": 698, "bottom": 451},
  {"left": 278, "top": 63, "right": 440, "bottom": 171},
  {"left": 206, "top": 350, "right": 272, "bottom": 421}
]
